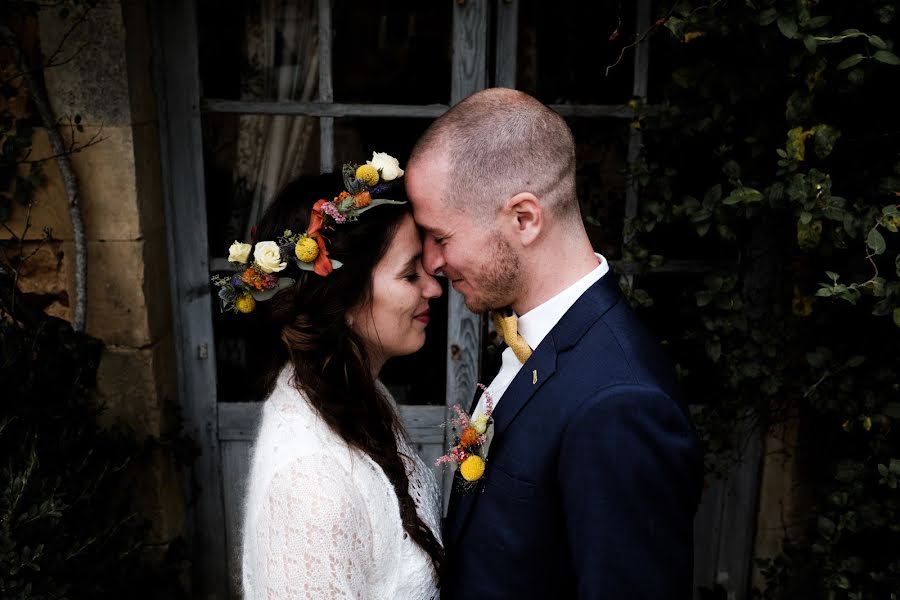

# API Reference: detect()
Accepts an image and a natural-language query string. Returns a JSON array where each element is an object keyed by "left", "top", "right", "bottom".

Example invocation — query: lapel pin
[{"left": 532, "top": 369, "right": 538, "bottom": 384}]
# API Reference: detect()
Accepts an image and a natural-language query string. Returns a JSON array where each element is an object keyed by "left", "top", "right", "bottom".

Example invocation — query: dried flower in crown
[{"left": 211, "top": 152, "right": 406, "bottom": 314}]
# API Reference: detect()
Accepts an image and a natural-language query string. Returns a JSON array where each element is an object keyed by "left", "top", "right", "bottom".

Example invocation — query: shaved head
[{"left": 408, "top": 88, "right": 578, "bottom": 223}]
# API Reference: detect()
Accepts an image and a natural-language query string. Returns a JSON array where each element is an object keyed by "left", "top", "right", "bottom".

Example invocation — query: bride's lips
[{"left": 414, "top": 308, "right": 431, "bottom": 325}]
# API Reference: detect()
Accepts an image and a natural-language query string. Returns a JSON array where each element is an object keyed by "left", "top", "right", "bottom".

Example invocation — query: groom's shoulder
[{"left": 557, "top": 290, "right": 677, "bottom": 397}]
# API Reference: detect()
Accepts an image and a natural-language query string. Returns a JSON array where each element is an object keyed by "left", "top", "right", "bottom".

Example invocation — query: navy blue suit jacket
[{"left": 441, "top": 275, "right": 703, "bottom": 599}]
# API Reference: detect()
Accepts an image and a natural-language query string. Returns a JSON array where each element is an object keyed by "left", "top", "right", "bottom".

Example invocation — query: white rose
[
  {"left": 367, "top": 152, "right": 404, "bottom": 181},
  {"left": 227, "top": 241, "right": 252, "bottom": 264},
  {"left": 253, "top": 241, "right": 287, "bottom": 274}
]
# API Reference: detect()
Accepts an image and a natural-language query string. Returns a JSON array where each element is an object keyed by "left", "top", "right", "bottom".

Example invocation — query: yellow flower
[
  {"left": 459, "top": 455, "right": 485, "bottom": 482},
  {"left": 235, "top": 293, "right": 256, "bottom": 313},
  {"left": 355, "top": 164, "right": 379, "bottom": 186},
  {"left": 295, "top": 236, "right": 319, "bottom": 263},
  {"left": 683, "top": 31, "right": 705, "bottom": 42}
]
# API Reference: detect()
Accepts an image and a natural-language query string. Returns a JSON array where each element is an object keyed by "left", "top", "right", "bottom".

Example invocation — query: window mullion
[
  {"left": 495, "top": 0, "right": 519, "bottom": 88},
  {"left": 318, "top": 0, "right": 334, "bottom": 172}
]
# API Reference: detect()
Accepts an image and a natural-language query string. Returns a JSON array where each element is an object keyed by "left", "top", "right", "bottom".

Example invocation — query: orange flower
[
  {"left": 459, "top": 427, "right": 479, "bottom": 449},
  {"left": 336, "top": 191, "right": 351, "bottom": 203},
  {"left": 241, "top": 267, "right": 269, "bottom": 291},
  {"left": 308, "top": 199, "right": 327, "bottom": 236},
  {"left": 353, "top": 191, "right": 372, "bottom": 209},
  {"left": 311, "top": 233, "right": 333, "bottom": 277}
]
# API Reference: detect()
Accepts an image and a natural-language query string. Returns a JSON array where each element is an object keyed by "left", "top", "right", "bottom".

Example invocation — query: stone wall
[{"left": 1, "top": 0, "right": 185, "bottom": 548}]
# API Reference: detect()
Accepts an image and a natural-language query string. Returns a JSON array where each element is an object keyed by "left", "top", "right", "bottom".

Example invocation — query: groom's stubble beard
[{"left": 461, "top": 235, "right": 521, "bottom": 313}]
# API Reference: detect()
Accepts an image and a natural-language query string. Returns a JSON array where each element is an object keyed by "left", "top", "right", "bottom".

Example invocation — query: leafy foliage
[
  {"left": 622, "top": 1, "right": 900, "bottom": 597},
  {"left": 0, "top": 274, "right": 187, "bottom": 600}
]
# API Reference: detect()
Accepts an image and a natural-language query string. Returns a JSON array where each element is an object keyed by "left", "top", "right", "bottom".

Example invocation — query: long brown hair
[{"left": 248, "top": 173, "right": 442, "bottom": 575}]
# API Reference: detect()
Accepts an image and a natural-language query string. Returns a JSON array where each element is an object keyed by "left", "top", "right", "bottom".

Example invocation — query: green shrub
[
  {"left": 0, "top": 272, "right": 185, "bottom": 600},
  {"left": 620, "top": 1, "right": 900, "bottom": 597}
]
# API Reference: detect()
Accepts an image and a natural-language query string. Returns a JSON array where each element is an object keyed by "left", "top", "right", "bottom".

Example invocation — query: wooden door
[{"left": 153, "top": 1, "right": 764, "bottom": 598}]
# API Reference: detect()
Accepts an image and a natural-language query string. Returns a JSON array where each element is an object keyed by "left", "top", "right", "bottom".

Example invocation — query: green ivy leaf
[
  {"left": 868, "top": 35, "right": 888, "bottom": 50},
  {"left": 706, "top": 340, "right": 722, "bottom": 363},
  {"left": 874, "top": 50, "right": 900, "bottom": 65},
  {"left": 845, "top": 356, "right": 866, "bottom": 368},
  {"left": 837, "top": 54, "right": 866, "bottom": 70},
  {"left": 758, "top": 8, "right": 778, "bottom": 26},
  {"left": 818, "top": 516, "right": 836, "bottom": 539},
  {"left": 777, "top": 16, "right": 799, "bottom": 39},
  {"left": 814, "top": 125, "right": 841, "bottom": 159},
  {"left": 895, "top": 253, "right": 900, "bottom": 278},
  {"left": 804, "top": 35, "right": 818, "bottom": 54},
  {"left": 872, "top": 298, "right": 893, "bottom": 316},
  {"left": 703, "top": 184, "right": 722, "bottom": 206},
  {"left": 867, "top": 228, "right": 886, "bottom": 255},
  {"left": 806, "top": 349, "right": 827, "bottom": 368},
  {"left": 806, "top": 16, "right": 832, "bottom": 29},
  {"left": 723, "top": 187, "right": 763, "bottom": 205}
]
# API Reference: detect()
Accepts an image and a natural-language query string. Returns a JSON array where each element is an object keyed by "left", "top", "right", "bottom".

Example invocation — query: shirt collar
[{"left": 516, "top": 253, "right": 609, "bottom": 351}]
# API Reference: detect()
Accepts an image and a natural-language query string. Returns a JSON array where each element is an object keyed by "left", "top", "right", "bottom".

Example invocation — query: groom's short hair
[{"left": 410, "top": 88, "right": 578, "bottom": 223}]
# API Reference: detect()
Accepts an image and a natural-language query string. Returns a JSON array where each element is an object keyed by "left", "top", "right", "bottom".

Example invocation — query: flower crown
[{"left": 212, "top": 152, "right": 406, "bottom": 314}]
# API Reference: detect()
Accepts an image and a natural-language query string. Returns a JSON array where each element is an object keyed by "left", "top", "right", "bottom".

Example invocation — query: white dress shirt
[{"left": 471, "top": 253, "right": 610, "bottom": 421}]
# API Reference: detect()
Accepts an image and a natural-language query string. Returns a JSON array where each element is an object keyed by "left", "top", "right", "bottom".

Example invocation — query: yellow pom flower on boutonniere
[
  {"left": 235, "top": 293, "right": 256, "bottom": 314},
  {"left": 295, "top": 235, "right": 320, "bottom": 263},
  {"left": 355, "top": 164, "right": 379, "bottom": 186},
  {"left": 459, "top": 455, "right": 485, "bottom": 482}
]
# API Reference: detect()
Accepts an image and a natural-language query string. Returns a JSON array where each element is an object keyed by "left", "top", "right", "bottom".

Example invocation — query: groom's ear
[{"left": 504, "top": 192, "right": 542, "bottom": 247}]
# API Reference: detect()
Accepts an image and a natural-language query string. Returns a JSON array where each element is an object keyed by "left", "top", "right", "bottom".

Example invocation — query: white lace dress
[{"left": 241, "top": 368, "right": 442, "bottom": 599}]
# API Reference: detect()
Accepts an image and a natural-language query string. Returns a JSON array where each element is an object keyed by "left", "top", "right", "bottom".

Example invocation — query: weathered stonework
[
  {"left": 95, "top": 334, "right": 177, "bottom": 438},
  {"left": 1, "top": 0, "right": 188, "bottom": 553}
]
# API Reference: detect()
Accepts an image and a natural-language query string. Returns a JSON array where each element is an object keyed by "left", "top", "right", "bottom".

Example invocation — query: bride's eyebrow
[{"left": 402, "top": 253, "right": 423, "bottom": 272}]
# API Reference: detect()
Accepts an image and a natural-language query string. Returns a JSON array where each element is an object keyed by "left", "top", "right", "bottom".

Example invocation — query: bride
[{"left": 217, "top": 155, "right": 443, "bottom": 599}]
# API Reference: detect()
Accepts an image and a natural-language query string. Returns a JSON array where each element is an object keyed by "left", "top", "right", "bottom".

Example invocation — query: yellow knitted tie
[{"left": 492, "top": 308, "right": 533, "bottom": 364}]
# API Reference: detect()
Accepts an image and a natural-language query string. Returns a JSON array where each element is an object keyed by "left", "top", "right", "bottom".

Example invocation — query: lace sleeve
[{"left": 246, "top": 454, "right": 374, "bottom": 599}]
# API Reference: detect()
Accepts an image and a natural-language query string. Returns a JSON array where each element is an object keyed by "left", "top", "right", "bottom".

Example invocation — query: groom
[{"left": 406, "top": 88, "right": 703, "bottom": 599}]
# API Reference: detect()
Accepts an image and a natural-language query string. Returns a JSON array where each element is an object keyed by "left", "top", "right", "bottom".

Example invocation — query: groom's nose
[{"left": 422, "top": 235, "right": 445, "bottom": 277}]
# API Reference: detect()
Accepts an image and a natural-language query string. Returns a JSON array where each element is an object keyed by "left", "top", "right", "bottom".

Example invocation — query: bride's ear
[{"left": 504, "top": 192, "right": 542, "bottom": 247}]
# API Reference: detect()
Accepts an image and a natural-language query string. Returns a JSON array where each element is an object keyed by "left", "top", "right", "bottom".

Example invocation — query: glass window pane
[
  {"left": 198, "top": 0, "right": 321, "bottom": 101},
  {"left": 570, "top": 118, "right": 631, "bottom": 259},
  {"left": 332, "top": 0, "right": 452, "bottom": 104},
  {"left": 203, "top": 112, "right": 322, "bottom": 253},
  {"left": 517, "top": 0, "right": 635, "bottom": 105},
  {"left": 197, "top": 0, "right": 452, "bottom": 105},
  {"left": 207, "top": 114, "right": 447, "bottom": 404}
]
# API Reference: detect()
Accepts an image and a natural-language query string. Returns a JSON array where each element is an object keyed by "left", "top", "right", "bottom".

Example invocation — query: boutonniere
[{"left": 436, "top": 385, "right": 494, "bottom": 487}]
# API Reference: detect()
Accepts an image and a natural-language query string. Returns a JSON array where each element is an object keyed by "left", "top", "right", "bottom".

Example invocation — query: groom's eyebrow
[{"left": 420, "top": 225, "right": 448, "bottom": 237}]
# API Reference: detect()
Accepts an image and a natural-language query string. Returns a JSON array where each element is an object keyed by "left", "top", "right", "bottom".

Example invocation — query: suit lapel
[
  {"left": 493, "top": 275, "right": 622, "bottom": 436},
  {"left": 446, "top": 275, "right": 624, "bottom": 547}
]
